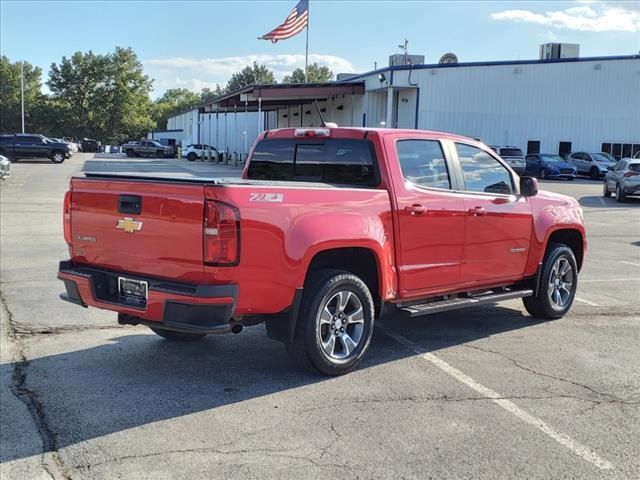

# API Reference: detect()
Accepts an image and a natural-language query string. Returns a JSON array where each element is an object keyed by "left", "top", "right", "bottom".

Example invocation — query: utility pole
[{"left": 20, "top": 61, "right": 25, "bottom": 133}]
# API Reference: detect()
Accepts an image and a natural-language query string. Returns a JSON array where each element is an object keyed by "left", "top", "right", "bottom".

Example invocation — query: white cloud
[
  {"left": 491, "top": 2, "right": 640, "bottom": 32},
  {"left": 145, "top": 53, "right": 355, "bottom": 94}
]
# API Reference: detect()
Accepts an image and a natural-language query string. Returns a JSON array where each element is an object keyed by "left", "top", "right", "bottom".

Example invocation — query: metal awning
[{"left": 200, "top": 81, "right": 365, "bottom": 113}]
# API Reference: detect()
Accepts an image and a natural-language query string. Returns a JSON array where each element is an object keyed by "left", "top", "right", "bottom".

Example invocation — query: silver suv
[
  {"left": 490, "top": 146, "right": 525, "bottom": 174},
  {"left": 603, "top": 158, "right": 640, "bottom": 202},
  {"left": 569, "top": 152, "right": 616, "bottom": 180}
]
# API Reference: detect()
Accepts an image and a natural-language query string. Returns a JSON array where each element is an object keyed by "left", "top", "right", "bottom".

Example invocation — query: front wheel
[
  {"left": 603, "top": 181, "right": 612, "bottom": 198},
  {"left": 50, "top": 151, "right": 65, "bottom": 163},
  {"left": 156, "top": 150, "right": 165, "bottom": 157},
  {"left": 149, "top": 327, "right": 206, "bottom": 341},
  {"left": 523, "top": 243, "right": 578, "bottom": 319},
  {"left": 590, "top": 167, "right": 600, "bottom": 180},
  {"left": 616, "top": 184, "right": 626, "bottom": 202},
  {"left": 286, "top": 270, "right": 375, "bottom": 376},
  {"left": 539, "top": 168, "right": 547, "bottom": 179}
]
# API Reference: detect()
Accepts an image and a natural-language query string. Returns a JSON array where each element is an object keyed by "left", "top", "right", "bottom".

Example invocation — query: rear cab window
[
  {"left": 247, "top": 138, "right": 379, "bottom": 186},
  {"left": 499, "top": 148, "right": 524, "bottom": 157}
]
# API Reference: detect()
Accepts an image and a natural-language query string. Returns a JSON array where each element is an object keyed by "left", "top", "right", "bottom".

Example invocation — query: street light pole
[{"left": 20, "top": 61, "right": 25, "bottom": 133}]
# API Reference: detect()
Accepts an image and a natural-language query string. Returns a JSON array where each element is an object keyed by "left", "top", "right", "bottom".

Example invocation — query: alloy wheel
[
  {"left": 317, "top": 290, "right": 365, "bottom": 360},
  {"left": 547, "top": 256, "right": 574, "bottom": 310}
]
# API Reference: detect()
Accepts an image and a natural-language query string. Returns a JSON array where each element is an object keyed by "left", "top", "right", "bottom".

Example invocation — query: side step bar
[{"left": 400, "top": 289, "right": 533, "bottom": 317}]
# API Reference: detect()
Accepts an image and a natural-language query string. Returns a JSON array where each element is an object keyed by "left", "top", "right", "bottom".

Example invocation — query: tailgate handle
[{"left": 118, "top": 195, "right": 142, "bottom": 214}]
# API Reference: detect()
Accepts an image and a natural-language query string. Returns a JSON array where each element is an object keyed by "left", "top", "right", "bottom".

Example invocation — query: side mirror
[
  {"left": 606, "top": 166, "right": 614, "bottom": 171},
  {"left": 520, "top": 176, "right": 538, "bottom": 197}
]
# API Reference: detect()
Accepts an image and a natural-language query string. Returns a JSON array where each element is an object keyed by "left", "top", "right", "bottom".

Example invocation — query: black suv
[{"left": 0, "top": 134, "right": 71, "bottom": 163}]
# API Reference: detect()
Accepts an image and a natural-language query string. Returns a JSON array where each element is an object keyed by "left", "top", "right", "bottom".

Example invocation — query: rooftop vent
[
  {"left": 389, "top": 54, "right": 425, "bottom": 67},
  {"left": 539, "top": 43, "right": 580, "bottom": 60},
  {"left": 438, "top": 52, "right": 458, "bottom": 64}
]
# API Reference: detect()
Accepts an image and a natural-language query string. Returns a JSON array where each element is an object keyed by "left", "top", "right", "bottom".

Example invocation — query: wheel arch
[{"left": 546, "top": 228, "right": 585, "bottom": 271}]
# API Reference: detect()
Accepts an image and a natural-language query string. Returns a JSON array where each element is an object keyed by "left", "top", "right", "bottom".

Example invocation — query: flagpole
[{"left": 304, "top": 1, "right": 309, "bottom": 82}]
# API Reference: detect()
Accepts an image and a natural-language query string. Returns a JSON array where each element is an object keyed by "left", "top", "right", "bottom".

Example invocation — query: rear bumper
[{"left": 58, "top": 261, "right": 238, "bottom": 334}]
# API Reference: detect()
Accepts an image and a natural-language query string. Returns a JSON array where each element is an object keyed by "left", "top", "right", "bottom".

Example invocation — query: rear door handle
[
  {"left": 468, "top": 206, "right": 488, "bottom": 216},
  {"left": 405, "top": 204, "right": 427, "bottom": 215}
]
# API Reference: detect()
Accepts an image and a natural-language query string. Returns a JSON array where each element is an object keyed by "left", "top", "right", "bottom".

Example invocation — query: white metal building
[{"left": 166, "top": 51, "right": 640, "bottom": 159}]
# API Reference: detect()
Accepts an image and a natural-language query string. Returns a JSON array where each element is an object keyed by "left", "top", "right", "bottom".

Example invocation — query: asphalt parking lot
[{"left": 1, "top": 154, "right": 639, "bottom": 479}]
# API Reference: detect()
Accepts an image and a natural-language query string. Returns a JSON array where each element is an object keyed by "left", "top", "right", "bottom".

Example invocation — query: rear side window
[
  {"left": 456, "top": 143, "right": 514, "bottom": 195},
  {"left": 396, "top": 139, "right": 450, "bottom": 189},
  {"left": 630, "top": 163, "right": 640, "bottom": 172},
  {"left": 247, "top": 138, "right": 377, "bottom": 186}
]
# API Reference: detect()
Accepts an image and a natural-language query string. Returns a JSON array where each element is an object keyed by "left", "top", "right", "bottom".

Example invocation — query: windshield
[
  {"left": 601, "top": 152, "right": 616, "bottom": 162},
  {"left": 593, "top": 153, "right": 614, "bottom": 162},
  {"left": 540, "top": 155, "right": 565, "bottom": 163}
]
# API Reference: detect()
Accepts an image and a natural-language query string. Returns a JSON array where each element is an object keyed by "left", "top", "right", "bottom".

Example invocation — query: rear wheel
[
  {"left": 285, "top": 269, "right": 375, "bottom": 376},
  {"left": 50, "top": 151, "right": 65, "bottom": 163},
  {"left": 149, "top": 327, "right": 206, "bottom": 341},
  {"left": 126, "top": 149, "right": 134, "bottom": 157},
  {"left": 187, "top": 152, "right": 198, "bottom": 162},
  {"left": 603, "top": 181, "right": 612, "bottom": 198},
  {"left": 590, "top": 167, "right": 600, "bottom": 180},
  {"left": 539, "top": 168, "right": 547, "bottom": 179},
  {"left": 523, "top": 243, "right": 577, "bottom": 319},
  {"left": 616, "top": 184, "right": 626, "bottom": 202}
]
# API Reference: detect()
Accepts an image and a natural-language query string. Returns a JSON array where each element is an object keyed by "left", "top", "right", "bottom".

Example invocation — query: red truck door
[
  {"left": 452, "top": 142, "right": 533, "bottom": 284},
  {"left": 389, "top": 137, "right": 466, "bottom": 295}
]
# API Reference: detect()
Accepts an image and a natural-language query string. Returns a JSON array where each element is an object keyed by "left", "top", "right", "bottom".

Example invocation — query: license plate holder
[{"left": 118, "top": 276, "right": 148, "bottom": 306}]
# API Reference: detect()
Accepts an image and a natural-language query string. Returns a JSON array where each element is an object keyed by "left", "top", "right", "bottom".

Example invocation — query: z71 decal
[{"left": 249, "top": 193, "right": 284, "bottom": 202}]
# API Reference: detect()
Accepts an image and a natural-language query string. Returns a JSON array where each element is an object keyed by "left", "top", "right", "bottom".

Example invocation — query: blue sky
[{"left": 2, "top": 0, "right": 639, "bottom": 96}]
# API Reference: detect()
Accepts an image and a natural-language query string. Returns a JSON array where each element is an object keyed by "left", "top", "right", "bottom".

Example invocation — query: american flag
[{"left": 259, "top": 0, "right": 309, "bottom": 43}]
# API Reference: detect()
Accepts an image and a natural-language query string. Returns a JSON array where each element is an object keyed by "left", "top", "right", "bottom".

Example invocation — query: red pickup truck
[{"left": 58, "top": 127, "right": 586, "bottom": 375}]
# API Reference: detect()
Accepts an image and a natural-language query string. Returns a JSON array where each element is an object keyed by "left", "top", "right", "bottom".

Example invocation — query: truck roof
[{"left": 264, "top": 127, "right": 480, "bottom": 144}]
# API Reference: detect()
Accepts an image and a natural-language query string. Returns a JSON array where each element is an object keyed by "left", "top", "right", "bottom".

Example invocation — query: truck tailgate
[{"left": 70, "top": 178, "right": 206, "bottom": 283}]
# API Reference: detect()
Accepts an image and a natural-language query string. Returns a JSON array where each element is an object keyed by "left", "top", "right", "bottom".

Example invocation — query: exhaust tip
[{"left": 231, "top": 324, "right": 243, "bottom": 334}]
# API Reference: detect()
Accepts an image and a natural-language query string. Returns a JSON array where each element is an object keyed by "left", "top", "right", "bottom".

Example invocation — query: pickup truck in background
[
  {"left": 0, "top": 133, "right": 72, "bottom": 163},
  {"left": 58, "top": 127, "right": 586, "bottom": 375},
  {"left": 122, "top": 140, "right": 172, "bottom": 158}
]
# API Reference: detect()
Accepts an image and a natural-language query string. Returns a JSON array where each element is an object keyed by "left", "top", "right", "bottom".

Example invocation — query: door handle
[
  {"left": 405, "top": 204, "right": 427, "bottom": 215},
  {"left": 468, "top": 206, "right": 488, "bottom": 216}
]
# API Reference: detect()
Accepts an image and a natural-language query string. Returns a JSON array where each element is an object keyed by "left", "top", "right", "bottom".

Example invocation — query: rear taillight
[
  {"left": 624, "top": 171, "right": 639, "bottom": 177},
  {"left": 63, "top": 190, "right": 72, "bottom": 245},
  {"left": 203, "top": 200, "right": 239, "bottom": 265}
]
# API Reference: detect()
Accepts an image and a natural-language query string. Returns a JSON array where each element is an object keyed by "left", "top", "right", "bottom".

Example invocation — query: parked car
[
  {"left": 58, "top": 126, "right": 586, "bottom": 376},
  {"left": 62, "top": 137, "right": 80, "bottom": 153},
  {"left": 568, "top": 152, "right": 616, "bottom": 180},
  {"left": 183, "top": 144, "right": 220, "bottom": 162},
  {"left": 0, "top": 154, "right": 10, "bottom": 179},
  {"left": 155, "top": 138, "right": 178, "bottom": 158},
  {"left": 122, "top": 140, "right": 172, "bottom": 158},
  {"left": 0, "top": 134, "right": 71, "bottom": 163},
  {"left": 603, "top": 158, "right": 640, "bottom": 202},
  {"left": 525, "top": 153, "right": 577, "bottom": 180},
  {"left": 490, "top": 146, "right": 526, "bottom": 174},
  {"left": 80, "top": 138, "right": 100, "bottom": 153}
]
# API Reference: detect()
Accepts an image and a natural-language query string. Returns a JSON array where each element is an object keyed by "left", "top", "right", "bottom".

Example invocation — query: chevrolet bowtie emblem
[{"left": 116, "top": 217, "right": 143, "bottom": 233}]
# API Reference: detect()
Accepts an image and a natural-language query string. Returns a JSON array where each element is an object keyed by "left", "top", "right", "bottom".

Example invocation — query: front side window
[
  {"left": 456, "top": 143, "right": 513, "bottom": 195},
  {"left": 396, "top": 139, "right": 450, "bottom": 189}
]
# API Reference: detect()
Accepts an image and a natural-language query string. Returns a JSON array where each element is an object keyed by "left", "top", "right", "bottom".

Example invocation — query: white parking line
[
  {"left": 575, "top": 297, "right": 600, "bottom": 307},
  {"left": 581, "top": 277, "right": 640, "bottom": 283},
  {"left": 380, "top": 327, "right": 614, "bottom": 471},
  {"left": 620, "top": 261, "right": 640, "bottom": 267},
  {"left": 598, "top": 197, "right": 607, "bottom": 207}
]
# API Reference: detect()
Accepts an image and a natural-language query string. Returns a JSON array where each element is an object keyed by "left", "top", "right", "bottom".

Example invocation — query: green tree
[
  {"left": 226, "top": 62, "right": 276, "bottom": 92},
  {"left": 282, "top": 63, "right": 333, "bottom": 83},
  {"left": 48, "top": 48, "right": 154, "bottom": 143},
  {"left": 0, "top": 57, "right": 45, "bottom": 134}
]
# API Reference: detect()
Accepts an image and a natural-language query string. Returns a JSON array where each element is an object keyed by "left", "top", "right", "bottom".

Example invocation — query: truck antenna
[{"left": 314, "top": 100, "right": 326, "bottom": 127}]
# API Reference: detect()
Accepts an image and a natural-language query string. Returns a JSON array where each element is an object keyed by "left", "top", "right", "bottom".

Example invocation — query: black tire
[
  {"left": 539, "top": 168, "right": 547, "bottom": 179},
  {"left": 50, "top": 151, "right": 65, "bottom": 163},
  {"left": 187, "top": 152, "right": 198, "bottom": 162},
  {"left": 285, "top": 269, "right": 375, "bottom": 376},
  {"left": 523, "top": 243, "right": 578, "bottom": 319},
  {"left": 149, "top": 327, "right": 206, "bottom": 341},
  {"left": 126, "top": 149, "right": 134, "bottom": 157},
  {"left": 590, "top": 167, "right": 600, "bottom": 180},
  {"left": 616, "top": 184, "right": 626, "bottom": 203},
  {"left": 603, "top": 181, "right": 612, "bottom": 198},
  {"left": 567, "top": 177, "right": 574, "bottom": 181},
  {"left": 156, "top": 150, "right": 164, "bottom": 157}
]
